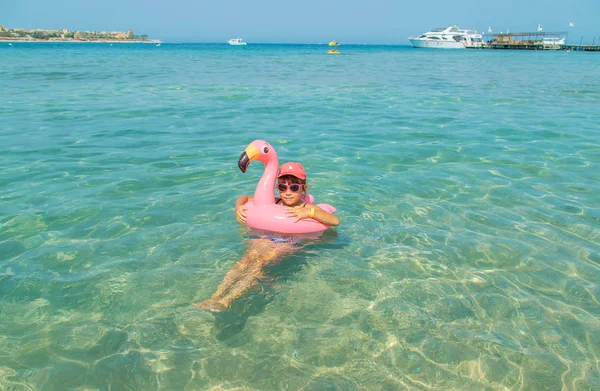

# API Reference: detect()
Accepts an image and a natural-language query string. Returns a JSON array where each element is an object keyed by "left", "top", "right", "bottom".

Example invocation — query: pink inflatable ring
[{"left": 237, "top": 140, "right": 336, "bottom": 234}]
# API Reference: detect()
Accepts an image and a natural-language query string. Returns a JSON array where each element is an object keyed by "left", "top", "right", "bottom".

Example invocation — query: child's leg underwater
[{"left": 193, "top": 239, "right": 298, "bottom": 311}]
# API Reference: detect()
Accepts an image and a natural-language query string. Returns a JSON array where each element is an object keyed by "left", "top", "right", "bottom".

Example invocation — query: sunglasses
[{"left": 277, "top": 183, "right": 304, "bottom": 192}]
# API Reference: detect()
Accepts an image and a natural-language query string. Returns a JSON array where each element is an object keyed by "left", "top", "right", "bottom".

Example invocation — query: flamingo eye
[{"left": 263, "top": 146, "right": 269, "bottom": 153}]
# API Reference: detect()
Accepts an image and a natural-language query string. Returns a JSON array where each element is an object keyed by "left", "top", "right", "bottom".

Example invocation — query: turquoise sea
[{"left": 1, "top": 42, "right": 599, "bottom": 390}]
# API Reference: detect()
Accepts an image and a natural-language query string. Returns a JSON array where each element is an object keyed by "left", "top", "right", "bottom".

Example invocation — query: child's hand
[
  {"left": 236, "top": 204, "right": 248, "bottom": 224},
  {"left": 285, "top": 206, "right": 312, "bottom": 222}
]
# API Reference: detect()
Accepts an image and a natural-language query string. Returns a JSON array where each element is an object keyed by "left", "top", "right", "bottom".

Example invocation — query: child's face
[{"left": 277, "top": 180, "right": 304, "bottom": 206}]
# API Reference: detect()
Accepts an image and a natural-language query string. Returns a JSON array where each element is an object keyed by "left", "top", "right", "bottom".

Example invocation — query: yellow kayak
[{"left": 328, "top": 49, "right": 340, "bottom": 54}]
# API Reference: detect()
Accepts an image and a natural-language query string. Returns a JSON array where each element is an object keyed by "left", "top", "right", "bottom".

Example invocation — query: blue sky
[{"left": 3, "top": 0, "right": 599, "bottom": 44}]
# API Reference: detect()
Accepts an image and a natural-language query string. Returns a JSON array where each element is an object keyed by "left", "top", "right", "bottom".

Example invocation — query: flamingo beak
[{"left": 238, "top": 143, "right": 260, "bottom": 173}]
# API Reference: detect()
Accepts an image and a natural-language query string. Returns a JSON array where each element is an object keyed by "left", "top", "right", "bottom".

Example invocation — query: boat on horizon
[
  {"left": 227, "top": 38, "right": 247, "bottom": 46},
  {"left": 329, "top": 40, "right": 340, "bottom": 47},
  {"left": 409, "top": 26, "right": 483, "bottom": 49}
]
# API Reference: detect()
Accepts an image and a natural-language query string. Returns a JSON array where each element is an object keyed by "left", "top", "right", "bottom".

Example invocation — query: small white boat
[
  {"left": 409, "top": 26, "right": 483, "bottom": 49},
  {"left": 537, "top": 37, "right": 566, "bottom": 50},
  {"left": 227, "top": 38, "right": 247, "bottom": 46}
]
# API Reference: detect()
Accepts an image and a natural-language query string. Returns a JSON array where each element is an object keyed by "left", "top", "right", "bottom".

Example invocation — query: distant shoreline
[
  {"left": 1, "top": 38, "right": 161, "bottom": 44},
  {"left": 0, "top": 25, "right": 159, "bottom": 44}
]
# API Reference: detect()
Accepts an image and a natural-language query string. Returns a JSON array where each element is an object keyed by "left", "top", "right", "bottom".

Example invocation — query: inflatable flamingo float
[{"left": 237, "top": 140, "right": 337, "bottom": 234}]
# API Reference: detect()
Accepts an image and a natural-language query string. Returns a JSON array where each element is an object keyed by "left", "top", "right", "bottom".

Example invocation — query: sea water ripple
[{"left": 0, "top": 43, "right": 599, "bottom": 390}]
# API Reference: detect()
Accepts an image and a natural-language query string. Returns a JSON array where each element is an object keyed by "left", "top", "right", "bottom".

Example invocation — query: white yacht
[
  {"left": 409, "top": 26, "right": 483, "bottom": 49},
  {"left": 227, "top": 38, "right": 247, "bottom": 46}
]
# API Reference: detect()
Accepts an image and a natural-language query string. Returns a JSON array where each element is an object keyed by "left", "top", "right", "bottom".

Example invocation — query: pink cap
[{"left": 277, "top": 162, "right": 306, "bottom": 180}]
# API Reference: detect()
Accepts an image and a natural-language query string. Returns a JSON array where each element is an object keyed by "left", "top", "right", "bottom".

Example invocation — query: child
[{"left": 193, "top": 162, "right": 339, "bottom": 311}]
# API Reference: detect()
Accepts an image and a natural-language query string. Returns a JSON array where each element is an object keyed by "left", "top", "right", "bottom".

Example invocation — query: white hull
[
  {"left": 227, "top": 38, "right": 247, "bottom": 46},
  {"left": 409, "top": 26, "right": 483, "bottom": 49},
  {"left": 537, "top": 38, "right": 565, "bottom": 50},
  {"left": 409, "top": 38, "right": 465, "bottom": 49}
]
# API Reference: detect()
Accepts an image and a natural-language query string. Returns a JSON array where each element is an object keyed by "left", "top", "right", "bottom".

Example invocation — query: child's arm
[
  {"left": 235, "top": 195, "right": 253, "bottom": 223},
  {"left": 286, "top": 204, "right": 340, "bottom": 227}
]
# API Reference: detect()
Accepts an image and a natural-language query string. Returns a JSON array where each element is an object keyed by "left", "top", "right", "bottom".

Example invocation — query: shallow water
[{"left": 1, "top": 42, "right": 599, "bottom": 390}]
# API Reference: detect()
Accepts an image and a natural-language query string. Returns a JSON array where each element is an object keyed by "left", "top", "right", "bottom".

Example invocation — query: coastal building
[{"left": 0, "top": 25, "right": 159, "bottom": 43}]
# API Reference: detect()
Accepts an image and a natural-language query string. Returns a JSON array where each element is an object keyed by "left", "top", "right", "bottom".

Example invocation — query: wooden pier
[
  {"left": 561, "top": 44, "right": 600, "bottom": 52},
  {"left": 472, "top": 31, "right": 600, "bottom": 51},
  {"left": 484, "top": 31, "right": 566, "bottom": 50}
]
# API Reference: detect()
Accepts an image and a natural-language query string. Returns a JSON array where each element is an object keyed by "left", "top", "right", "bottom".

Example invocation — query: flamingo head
[{"left": 238, "top": 140, "right": 277, "bottom": 173}]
